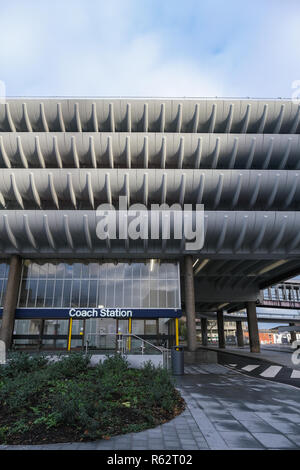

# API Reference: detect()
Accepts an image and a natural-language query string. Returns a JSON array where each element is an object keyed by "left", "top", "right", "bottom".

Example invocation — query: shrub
[
  {"left": 0, "top": 352, "right": 184, "bottom": 444},
  {"left": 96, "top": 353, "right": 129, "bottom": 375},
  {"left": 48, "top": 352, "right": 91, "bottom": 379},
  {"left": 2, "top": 352, "right": 48, "bottom": 378}
]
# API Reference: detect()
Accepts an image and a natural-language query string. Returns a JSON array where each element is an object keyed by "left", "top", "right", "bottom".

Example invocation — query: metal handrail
[
  {"left": 85, "top": 332, "right": 171, "bottom": 368},
  {"left": 85, "top": 332, "right": 168, "bottom": 352}
]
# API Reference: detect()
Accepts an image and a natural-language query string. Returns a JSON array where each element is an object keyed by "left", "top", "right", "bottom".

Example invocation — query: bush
[
  {"left": 0, "top": 352, "right": 184, "bottom": 445},
  {"left": 1, "top": 352, "right": 49, "bottom": 378},
  {"left": 96, "top": 352, "right": 129, "bottom": 375},
  {"left": 47, "top": 352, "right": 91, "bottom": 379}
]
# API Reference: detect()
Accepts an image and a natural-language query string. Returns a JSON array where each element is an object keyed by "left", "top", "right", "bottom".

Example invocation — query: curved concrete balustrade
[
  {"left": 0, "top": 210, "right": 298, "bottom": 256},
  {"left": 0, "top": 99, "right": 300, "bottom": 134},
  {"left": 0, "top": 168, "right": 299, "bottom": 211},
  {"left": 0, "top": 132, "right": 300, "bottom": 169}
]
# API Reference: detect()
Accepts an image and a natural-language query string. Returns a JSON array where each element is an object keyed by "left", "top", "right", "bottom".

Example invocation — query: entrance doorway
[
  {"left": 69, "top": 318, "right": 173, "bottom": 351},
  {"left": 12, "top": 318, "right": 175, "bottom": 351}
]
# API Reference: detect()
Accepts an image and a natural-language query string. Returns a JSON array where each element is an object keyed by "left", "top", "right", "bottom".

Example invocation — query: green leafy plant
[{"left": 0, "top": 352, "right": 184, "bottom": 445}]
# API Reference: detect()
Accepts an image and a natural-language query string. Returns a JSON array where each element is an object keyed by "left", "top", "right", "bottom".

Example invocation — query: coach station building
[{"left": 1, "top": 98, "right": 300, "bottom": 354}]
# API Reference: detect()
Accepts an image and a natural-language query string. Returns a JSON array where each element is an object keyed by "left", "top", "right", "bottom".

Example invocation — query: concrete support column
[
  {"left": 246, "top": 301, "right": 260, "bottom": 353},
  {"left": 184, "top": 255, "right": 197, "bottom": 352},
  {"left": 217, "top": 310, "right": 225, "bottom": 349},
  {"left": 236, "top": 321, "right": 244, "bottom": 347},
  {"left": 290, "top": 323, "right": 297, "bottom": 343},
  {"left": 0, "top": 255, "right": 22, "bottom": 351},
  {"left": 201, "top": 318, "right": 208, "bottom": 346}
]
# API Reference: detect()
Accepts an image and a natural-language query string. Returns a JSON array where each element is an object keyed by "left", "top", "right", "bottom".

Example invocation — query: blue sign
[{"left": 0, "top": 307, "right": 182, "bottom": 320}]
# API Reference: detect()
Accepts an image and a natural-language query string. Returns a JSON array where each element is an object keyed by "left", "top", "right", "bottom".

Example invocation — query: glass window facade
[{"left": 18, "top": 260, "right": 181, "bottom": 309}]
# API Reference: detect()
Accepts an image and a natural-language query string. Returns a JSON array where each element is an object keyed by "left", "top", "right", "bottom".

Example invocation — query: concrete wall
[{"left": 90, "top": 354, "right": 164, "bottom": 368}]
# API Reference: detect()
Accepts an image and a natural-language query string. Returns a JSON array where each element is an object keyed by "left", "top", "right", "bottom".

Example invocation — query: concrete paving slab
[
  {"left": 252, "top": 432, "right": 296, "bottom": 449},
  {"left": 238, "top": 420, "right": 278, "bottom": 433},
  {"left": 219, "top": 431, "right": 263, "bottom": 449},
  {"left": 214, "top": 420, "right": 250, "bottom": 432}
]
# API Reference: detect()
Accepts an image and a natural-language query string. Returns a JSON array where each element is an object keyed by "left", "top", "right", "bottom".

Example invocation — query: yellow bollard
[
  {"left": 175, "top": 318, "right": 179, "bottom": 346},
  {"left": 128, "top": 318, "right": 132, "bottom": 351},
  {"left": 67, "top": 318, "right": 73, "bottom": 351}
]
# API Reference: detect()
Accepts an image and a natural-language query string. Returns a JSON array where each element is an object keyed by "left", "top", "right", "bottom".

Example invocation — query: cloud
[
  {"left": 0, "top": 0, "right": 299, "bottom": 97},
  {"left": 46, "top": 31, "right": 224, "bottom": 97}
]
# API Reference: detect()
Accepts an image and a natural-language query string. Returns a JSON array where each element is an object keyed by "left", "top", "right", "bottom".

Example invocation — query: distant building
[{"left": 244, "top": 328, "right": 300, "bottom": 345}]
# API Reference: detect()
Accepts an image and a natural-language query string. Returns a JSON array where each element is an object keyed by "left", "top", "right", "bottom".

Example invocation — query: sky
[
  {"left": 0, "top": 0, "right": 300, "bottom": 97},
  {"left": 0, "top": 1, "right": 299, "bottom": 329}
]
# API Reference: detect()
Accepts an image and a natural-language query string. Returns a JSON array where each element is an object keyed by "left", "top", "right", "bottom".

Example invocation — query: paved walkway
[{"left": 1, "top": 364, "right": 300, "bottom": 450}]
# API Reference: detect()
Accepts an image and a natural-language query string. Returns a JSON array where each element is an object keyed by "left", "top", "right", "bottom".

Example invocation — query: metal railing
[
  {"left": 229, "top": 311, "right": 300, "bottom": 321},
  {"left": 263, "top": 283, "right": 300, "bottom": 301},
  {"left": 260, "top": 283, "right": 300, "bottom": 310},
  {"left": 85, "top": 333, "right": 171, "bottom": 369}
]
